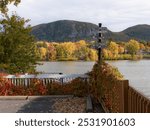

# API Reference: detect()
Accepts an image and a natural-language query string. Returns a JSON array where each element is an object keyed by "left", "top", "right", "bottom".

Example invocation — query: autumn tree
[
  {"left": 102, "top": 49, "right": 108, "bottom": 59},
  {"left": 36, "top": 41, "right": 48, "bottom": 48},
  {"left": 55, "top": 44, "right": 66, "bottom": 59},
  {"left": 108, "top": 41, "right": 119, "bottom": 57},
  {"left": 145, "top": 46, "right": 150, "bottom": 53},
  {"left": 39, "top": 47, "right": 47, "bottom": 60},
  {"left": 74, "top": 40, "right": 89, "bottom": 60},
  {"left": 61, "top": 42, "right": 76, "bottom": 58},
  {"left": 139, "top": 43, "right": 145, "bottom": 50},
  {"left": 118, "top": 45, "right": 125, "bottom": 54},
  {"left": 35, "top": 40, "right": 98, "bottom": 61},
  {"left": 47, "top": 44, "right": 56, "bottom": 60},
  {"left": 126, "top": 40, "right": 140, "bottom": 55},
  {"left": 88, "top": 49, "right": 98, "bottom": 61}
]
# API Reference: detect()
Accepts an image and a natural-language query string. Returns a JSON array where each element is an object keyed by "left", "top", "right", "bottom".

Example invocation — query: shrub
[
  {"left": 89, "top": 61, "right": 124, "bottom": 111},
  {"left": 0, "top": 78, "right": 47, "bottom": 96},
  {"left": 0, "top": 77, "right": 88, "bottom": 96},
  {"left": 0, "top": 78, "right": 14, "bottom": 95}
]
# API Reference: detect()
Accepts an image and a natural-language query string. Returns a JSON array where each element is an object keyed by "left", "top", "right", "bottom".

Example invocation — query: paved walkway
[
  {"left": 0, "top": 96, "right": 105, "bottom": 113},
  {"left": 0, "top": 96, "right": 72, "bottom": 113}
]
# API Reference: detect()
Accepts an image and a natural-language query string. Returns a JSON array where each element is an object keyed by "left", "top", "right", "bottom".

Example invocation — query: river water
[
  {"left": 36, "top": 61, "right": 95, "bottom": 74},
  {"left": 108, "top": 60, "right": 150, "bottom": 99}
]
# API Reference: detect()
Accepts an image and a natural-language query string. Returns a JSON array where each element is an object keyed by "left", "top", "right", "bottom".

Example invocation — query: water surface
[
  {"left": 108, "top": 60, "right": 150, "bottom": 99},
  {"left": 36, "top": 61, "right": 95, "bottom": 74}
]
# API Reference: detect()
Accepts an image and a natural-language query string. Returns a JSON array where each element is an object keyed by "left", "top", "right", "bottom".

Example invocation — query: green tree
[
  {"left": 0, "top": 14, "right": 38, "bottom": 73},
  {"left": 0, "top": 0, "right": 20, "bottom": 13},
  {"left": 126, "top": 40, "right": 140, "bottom": 55}
]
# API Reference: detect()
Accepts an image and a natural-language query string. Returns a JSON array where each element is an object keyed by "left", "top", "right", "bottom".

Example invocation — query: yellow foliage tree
[
  {"left": 62, "top": 42, "right": 76, "bottom": 58},
  {"left": 118, "top": 45, "right": 125, "bottom": 54},
  {"left": 140, "top": 43, "right": 145, "bottom": 50},
  {"left": 47, "top": 44, "right": 56, "bottom": 60},
  {"left": 103, "top": 49, "right": 109, "bottom": 59},
  {"left": 39, "top": 47, "right": 47, "bottom": 60},
  {"left": 108, "top": 41, "right": 119, "bottom": 57},
  {"left": 89, "top": 49, "right": 98, "bottom": 61},
  {"left": 126, "top": 39, "right": 140, "bottom": 55}
]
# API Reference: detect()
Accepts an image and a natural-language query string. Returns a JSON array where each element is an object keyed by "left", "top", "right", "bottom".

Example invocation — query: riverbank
[
  {"left": 143, "top": 54, "right": 150, "bottom": 59},
  {"left": 37, "top": 54, "right": 147, "bottom": 62}
]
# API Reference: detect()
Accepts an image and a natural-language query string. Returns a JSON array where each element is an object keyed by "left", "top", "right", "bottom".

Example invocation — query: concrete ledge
[
  {"left": 0, "top": 96, "right": 28, "bottom": 100},
  {"left": 86, "top": 95, "right": 93, "bottom": 112},
  {"left": 27, "top": 95, "right": 74, "bottom": 100},
  {"left": 0, "top": 95, "right": 74, "bottom": 100}
]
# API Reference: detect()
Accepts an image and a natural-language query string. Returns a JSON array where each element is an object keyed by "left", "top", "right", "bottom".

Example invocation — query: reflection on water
[
  {"left": 36, "top": 61, "right": 95, "bottom": 74},
  {"left": 108, "top": 60, "right": 150, "bottom": 99}
]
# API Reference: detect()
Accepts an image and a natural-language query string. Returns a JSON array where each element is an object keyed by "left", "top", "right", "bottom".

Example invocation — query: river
[
  {"left": 108, "top": 60, "right": 150, "bottom": 99},
  {"left": 36, "top": 61, "right": 95, "bottom": 74}
]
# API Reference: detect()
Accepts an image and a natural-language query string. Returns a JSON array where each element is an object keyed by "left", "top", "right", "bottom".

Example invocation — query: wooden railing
[
  {"left": 6, "top": 77, "right": 87, "bottom": 87},
  {"left": 99, "top": 79, "right": 150, "bottom": 113},
  {"left": 128, "top": 87, "right": 150, "bottom": 113},
  {"left": 7, "top": 78, "right": 56, "bottom": 87}
]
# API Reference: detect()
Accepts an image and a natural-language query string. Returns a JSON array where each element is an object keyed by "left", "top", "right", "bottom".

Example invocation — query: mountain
[
  {"left": 122, "top": 24, "right": 150, "bottom": 41},
  {"left": 31, "top": 20, "right": 150, "bottom": 42},
  {"left": 32, "top": 20, "right": 98, "bottom": 42}
]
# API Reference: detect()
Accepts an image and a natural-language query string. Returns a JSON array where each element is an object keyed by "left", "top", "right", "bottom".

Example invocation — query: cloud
[{"left": 8, "top": 0, "right": 150, "bottom": 31}]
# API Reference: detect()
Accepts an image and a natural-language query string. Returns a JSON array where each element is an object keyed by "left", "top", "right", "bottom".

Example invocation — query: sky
[{"left": 8, "top": 0, "right": 150, "bottom": 32}]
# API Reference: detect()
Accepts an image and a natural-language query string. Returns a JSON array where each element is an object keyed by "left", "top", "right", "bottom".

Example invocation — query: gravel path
[{"left": 52, "top": 97, "right": 86, "bottom": 113}]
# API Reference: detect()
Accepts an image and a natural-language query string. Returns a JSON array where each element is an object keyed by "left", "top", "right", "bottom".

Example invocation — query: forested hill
[
  {"left": 122, "top": 24, "right": 150, "bottom": 41},
  {"left": 31, "top": 20, "right": 150, "bottom": 42},
  {"left": 31, "top": 20, "right": 99, "bottom": 42}
]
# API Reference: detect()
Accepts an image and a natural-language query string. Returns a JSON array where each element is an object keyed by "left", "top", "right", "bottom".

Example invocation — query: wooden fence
[
  {"left": 128, "top": 86, "right": 150, "bottom": 113},
  {"left": 7, "top": 78, "right": 57, "bottom": 87},
  {"left": 99, "top": 79, "right": 150, "bottom": 113}
]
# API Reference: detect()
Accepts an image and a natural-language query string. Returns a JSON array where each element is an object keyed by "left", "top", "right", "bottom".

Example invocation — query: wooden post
[
  {"left": 98, "top": 47, "right": 102, "bottom": 62},
  {"left": 123, "top": 80, "right": 129, "bottom": 112}
]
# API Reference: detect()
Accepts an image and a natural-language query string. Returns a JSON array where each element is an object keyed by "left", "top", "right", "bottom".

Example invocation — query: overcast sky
[{"left": 8, "top": 0, "right": 150, "bottom": 32}]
